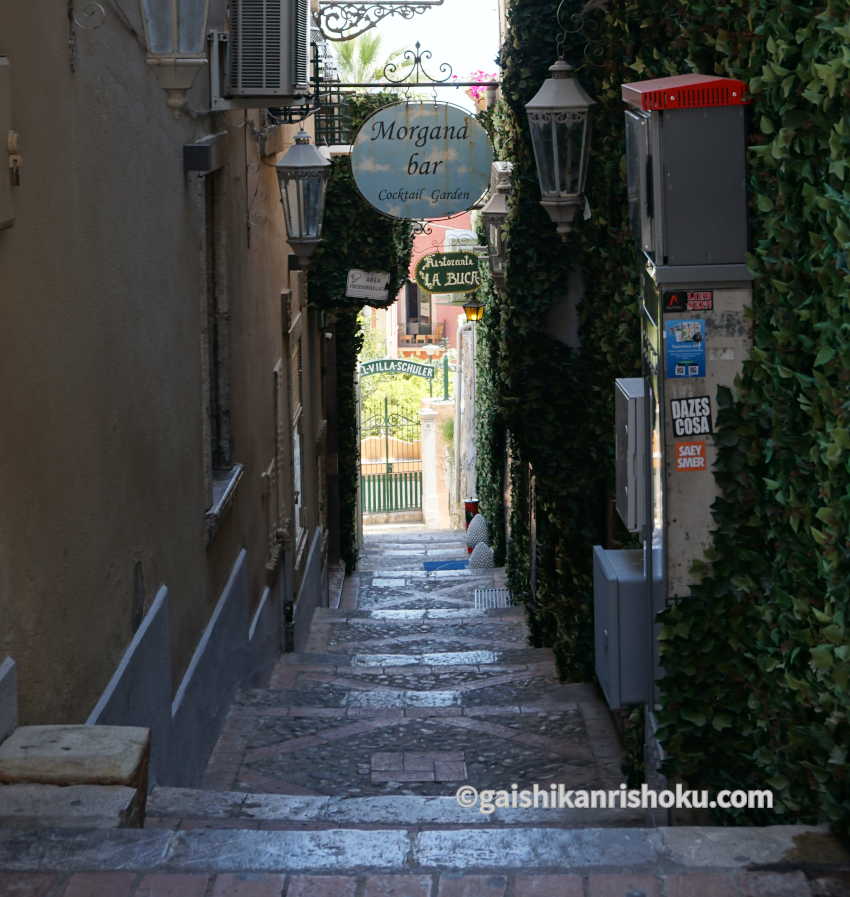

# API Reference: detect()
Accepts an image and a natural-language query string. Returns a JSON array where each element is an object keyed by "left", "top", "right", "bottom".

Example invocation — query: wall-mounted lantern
[
  {"left": 525, "top": 59, "right": 595, "bottom": 240},
  {"left": 480, "top": 161, "right": 512, "bottom": 291},
  {"left": 462, "top": 299, "right": 485, "bottom": 323},
  {"left": 139, "top": 0, "right": 210, "bottom": 113},
  {"left": 275, "top": 130, "right": 331, "bottom": 268}
]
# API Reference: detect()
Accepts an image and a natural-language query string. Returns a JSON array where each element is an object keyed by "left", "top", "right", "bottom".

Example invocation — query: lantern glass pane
[
  {"left": 283, "top": 177, "right": 303, "bottom": 239},
  {"left": 528, "top": 116, "right": 556, "bottom": 195},
  {"left": 140, "top": 0, "right": 174, "bottom": 54},
  {"left": 178, "top": 0, "right": 209, "bottom": 53},
  {"left": 302, "top": 175, "right": 323, "bottom": 238},
  {"left": 554, "top": 112, "right": 586, "bottom": 194}
]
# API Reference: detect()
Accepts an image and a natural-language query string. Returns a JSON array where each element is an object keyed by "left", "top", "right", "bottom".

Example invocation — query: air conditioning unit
[{"left": 210, "top": 0, "right": 311, "bottom": 109}]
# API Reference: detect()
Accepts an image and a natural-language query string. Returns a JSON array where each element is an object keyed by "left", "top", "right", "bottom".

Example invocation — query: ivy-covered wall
[
  {"left": 309, "top": 93, "right": 414, "bottom": 572},
  {"left": 478, "top": 0, "right": 850, "bottom": 830}
]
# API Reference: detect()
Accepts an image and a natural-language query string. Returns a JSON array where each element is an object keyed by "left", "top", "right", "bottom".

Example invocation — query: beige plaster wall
[{"left": 0, "top": 2, "right": 317, "bottom": 724}]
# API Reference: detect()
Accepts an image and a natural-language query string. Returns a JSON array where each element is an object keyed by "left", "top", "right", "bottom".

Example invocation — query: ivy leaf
[{"left": 814, "top": 346, "right": 835, "bottom": 367}]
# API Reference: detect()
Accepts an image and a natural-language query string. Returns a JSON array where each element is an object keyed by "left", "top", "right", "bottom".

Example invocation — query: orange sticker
[{"left": 675, "top": 441, "right": 706, "bottom": 471}]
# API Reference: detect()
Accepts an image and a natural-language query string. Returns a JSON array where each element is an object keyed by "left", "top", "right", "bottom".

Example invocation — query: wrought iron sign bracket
[{"left": 318, "top": 0, "right": 444, "bottom": 41}]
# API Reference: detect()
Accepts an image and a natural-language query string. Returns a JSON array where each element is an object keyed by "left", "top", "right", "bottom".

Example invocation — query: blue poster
[{"left": 664, "top": 319, "right": 706, "bottom": 378}]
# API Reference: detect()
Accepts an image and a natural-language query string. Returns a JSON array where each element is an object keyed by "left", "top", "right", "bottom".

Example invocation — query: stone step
[
  {"left": 203, "top": 679, "right": 619, "bottom": 797},
  {"left": 274, "top": 648, "right": 553, "bottom": 669},
  {"left": 306, "top": 612, "right": 529, "bottom": 656},
  {"left": 146, "top": 787, "right": 647, "bottom": 829},
  {"left": 314, "top": 607, "right": 524, "bottom": 621},
  {"left": 0, "top": 823, "right": 841, "bottom": 884},
  {"left": 0, "top": 784, "right": 141, "bottom": 829}
]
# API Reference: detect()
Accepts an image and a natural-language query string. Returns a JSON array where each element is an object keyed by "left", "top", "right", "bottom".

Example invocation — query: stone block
[
  {"left": 0, "top": 725, "right": 150, "bottom": 819},
  {"left": 0, "top": 657, "right": 16, "bottom": 745},
  {"left": 0, "top": 783, "right": 142, "bottom": 828}
]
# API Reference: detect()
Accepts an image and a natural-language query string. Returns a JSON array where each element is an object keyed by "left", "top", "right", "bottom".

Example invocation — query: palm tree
[{"left": 334, "top": 33, "right": 411, "bottom": 86}]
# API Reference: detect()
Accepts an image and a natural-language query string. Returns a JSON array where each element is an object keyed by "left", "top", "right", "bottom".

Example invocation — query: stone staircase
[{"left": 0, "top": 528, "right": 847, "bottom": 895}]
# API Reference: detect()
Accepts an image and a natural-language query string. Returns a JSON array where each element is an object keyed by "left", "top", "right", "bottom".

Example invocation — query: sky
[{"left": 352, "top": 0, "right": 501, "bottom": 111}]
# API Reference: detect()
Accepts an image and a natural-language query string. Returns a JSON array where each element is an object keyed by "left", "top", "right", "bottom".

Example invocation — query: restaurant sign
[
  {"left": 360, "top": 358, "right": 435, "bottom": 380},
  {"left": 351, "top": 101, "right": 493, "bottom": 220},
  {"left": 415, "top": 251, "right": 481, "bottom": 293}
]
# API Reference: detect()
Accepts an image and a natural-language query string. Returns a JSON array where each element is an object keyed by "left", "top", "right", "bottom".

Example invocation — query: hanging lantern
[
  {"left": 480, "top": 161, "right": 512, "bottom": 290},
  {"left": 139, "top": 0, "right": 210, "bottom": 112},
  {"left": 525, "top": 59, "right": 595, "bottom": 239},
  {"left": 274, "top": 130, "right": 332, "bottom": 268}
]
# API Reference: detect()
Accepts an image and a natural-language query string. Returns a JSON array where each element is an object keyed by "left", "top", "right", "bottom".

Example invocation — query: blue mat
[{"left": 422, "top": 560, "right": 469, "bottom": 571}]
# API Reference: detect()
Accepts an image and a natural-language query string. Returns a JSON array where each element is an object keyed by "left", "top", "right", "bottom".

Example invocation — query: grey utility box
[
  {"left": 623, "top": 74, "right": 749, "bottom": 269},
  {"left": 593, "top": 547, "right": 651, "bottom": 709},
  {"left": 614, "top": 377, "right": 647, "bottom": 533}
]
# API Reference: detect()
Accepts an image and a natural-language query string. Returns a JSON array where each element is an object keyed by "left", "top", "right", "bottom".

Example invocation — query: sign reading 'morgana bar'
[
  {"left": 415, "top": 251, "right": 481, "bottom": 292},
  {"left": 351, "top": 101, "right": 493, "bottom": 220},
  {"left": 360, "top": 358, "right": 435, "bottom": 379}
]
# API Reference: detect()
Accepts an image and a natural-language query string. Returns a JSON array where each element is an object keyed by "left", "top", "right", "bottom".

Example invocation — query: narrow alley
[{"left": 1, "top": 530, "right": 843, "bottom": 895}]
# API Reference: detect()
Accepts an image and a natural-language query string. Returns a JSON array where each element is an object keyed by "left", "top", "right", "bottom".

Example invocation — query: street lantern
[
  {"left": 480, "top": 161, "right": 512, "bottom": 290},
  {"left": 275, "top": 130, "right": 332, "bottom": 268},
  {"left": 139, "top": 0, "right": 210, "bottom": 113},
  {"left": 525, "top": 59, "right": 595, "bottom": 240},
  {"left": 462, "top": 299, "right": 485, "bottom": 323}
]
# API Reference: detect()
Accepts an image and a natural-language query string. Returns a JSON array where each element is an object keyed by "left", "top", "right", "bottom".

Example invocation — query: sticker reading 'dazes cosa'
[{"left": 670, "top": 396, "right": 713, "bottom": 438}]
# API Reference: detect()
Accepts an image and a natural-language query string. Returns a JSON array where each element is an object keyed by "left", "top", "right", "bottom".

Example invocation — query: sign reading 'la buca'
[
  {"left": 351, "top": 102, "right": 493, "bottom": 221},
  {"left": 360, "top": 359, "right": 435, "bottom": 380},
  {"left": 415, "top": 251, "right": 481, "bottom": 293}
]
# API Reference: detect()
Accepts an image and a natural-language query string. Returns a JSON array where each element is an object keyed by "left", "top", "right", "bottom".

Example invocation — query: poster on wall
[
  {"left": 664, "top": 319, "right": 706, "bottom": 378},
  {"left": 675, "top": 441, "right": 707, "bottom": 472},
  {"left": 346, "top": 269, "right": 390, "bottom": 301},
  {"left": 351, "top": 101, "right": 493, "bottom": 221},
  {"left": 669, "top": 396, "right": 713, "bottom": 437},
  {"left": 663, "top": 289, "right": 714, "bottom": 313}
]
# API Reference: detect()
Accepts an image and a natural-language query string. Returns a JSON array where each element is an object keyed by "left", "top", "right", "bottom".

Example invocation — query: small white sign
[{"left": 346, "top": 269, "right": 390, "bottom": 301}]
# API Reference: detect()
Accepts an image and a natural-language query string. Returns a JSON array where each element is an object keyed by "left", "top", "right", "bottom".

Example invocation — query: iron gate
[{"left": 360, "top": 398, "right": 422, "bottom": 513}]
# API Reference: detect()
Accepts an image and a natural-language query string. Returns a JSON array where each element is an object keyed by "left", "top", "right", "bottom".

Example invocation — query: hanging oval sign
[
  {"left": 415, "top": 251, "right": 481, "bottom": 293},
  {"left": 351, "top": 101, "right": 493, "bottom": 220}
]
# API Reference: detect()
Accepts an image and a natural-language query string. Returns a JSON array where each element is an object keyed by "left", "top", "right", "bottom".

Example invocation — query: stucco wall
[{"left": 0, "top": 2, "right": 323, "bottom": 726}]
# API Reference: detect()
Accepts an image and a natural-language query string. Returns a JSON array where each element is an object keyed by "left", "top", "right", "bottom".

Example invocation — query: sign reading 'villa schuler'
[
  {"left": 415, "top": 252, "right": 481, "bottom": 292},
  {"left": 351, "top": 102, "right": 494, "bottom": 220}
]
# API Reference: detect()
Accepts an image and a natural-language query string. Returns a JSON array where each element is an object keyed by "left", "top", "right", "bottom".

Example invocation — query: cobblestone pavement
[
  {"left": 189, "top": 531, "right": 629, "bottom": 802},
  {"left": 3, "top": 528, "right": 848, "bottom": 895}
]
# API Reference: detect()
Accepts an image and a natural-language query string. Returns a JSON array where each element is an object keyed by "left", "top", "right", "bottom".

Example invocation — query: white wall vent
[{"left": 226, "top": 0, "right": 310, "bottom": 98}]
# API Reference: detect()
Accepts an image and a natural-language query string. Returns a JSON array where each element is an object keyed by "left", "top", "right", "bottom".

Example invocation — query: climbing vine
[
  {"left": 479, "top": 0, "right": 850, "bottom": 830},
  {"left": 309, "top": 92, "right": 414, "bottom": 572}
]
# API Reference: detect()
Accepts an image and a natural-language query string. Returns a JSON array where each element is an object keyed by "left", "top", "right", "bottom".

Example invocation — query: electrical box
[
  {"left": 0, "top": 57, "right": 13, "bottom": 230},
  {"left": 593, "top": 547, "right": 650, "bottom": 709},
  {"left": 614, "top": 377, "right": 647, "bottom": 533},
  {"left": 623, "top": 74, "right": 749, "bottom": 274}
]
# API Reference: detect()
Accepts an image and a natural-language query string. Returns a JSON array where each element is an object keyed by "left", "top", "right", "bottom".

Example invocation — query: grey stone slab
[
  {"left": 413, "top": 827, "right": 661, "bottom": 869},
  {"left": 147, "top": 787, "right": 249, "bottom": 819},
  {"left": 0, "top": 658, "right": 16, "bottom": 745},
  {"left": 660, "top": 825, "right": 850, "bottom": 867},
  {"left": 170, "top": 550, "right": 250, "bottom": 788},
  {"left": 239, "top": 794, "right": 333, "bottom": 822},
  {"left": 0, "top": 784, "right": 139, "bottom": 829},
  {"left": 86, "top": 587, "right": 172, "bottom": 787},
  {"left": 0, "top": 826, "right": 174, "bottom": 870},
  {"left": 164, "top": 827, "right": 412, "bottom": 871},
  {"left": 421, "top": 652, "right": 499, "bottom": 666}
]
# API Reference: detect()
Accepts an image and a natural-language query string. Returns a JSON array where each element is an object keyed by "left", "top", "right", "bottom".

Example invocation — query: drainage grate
[{"left": 474, "top": 588, "right": 514, "bottom": 609}]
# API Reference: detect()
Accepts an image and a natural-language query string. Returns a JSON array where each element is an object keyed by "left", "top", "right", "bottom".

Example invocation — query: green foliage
[
  {"left": 478, "top": 0, "right": 850, "bottom": 831},
  {"left": 309, "top": 93, "right": 414, "bottom": 572}
]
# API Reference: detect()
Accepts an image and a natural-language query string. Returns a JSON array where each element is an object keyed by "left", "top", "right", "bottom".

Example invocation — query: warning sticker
[
  {"left": 670, "top": 396, "right": 713, "bottom": 437},
  {"left": 675, "top": 441, "right": 707, "bottom": 472},
  {"left": 663, "top": 290, "right": 714, "bottom": 313}
]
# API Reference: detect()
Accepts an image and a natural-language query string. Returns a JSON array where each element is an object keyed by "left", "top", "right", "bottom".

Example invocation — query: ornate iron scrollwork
[
  {"left": 319, "top": 0, "right": 444, "bottom": 42},
  {"left": 383, "top": 41, "right": 453, "bottom": 85}
]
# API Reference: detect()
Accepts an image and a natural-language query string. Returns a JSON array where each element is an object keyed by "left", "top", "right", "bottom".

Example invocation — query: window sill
[{"left": 205, "top": 463, "right": 245, "bottom": 546}]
